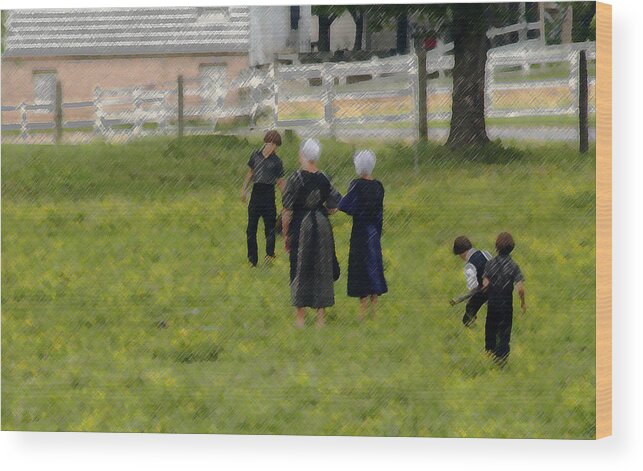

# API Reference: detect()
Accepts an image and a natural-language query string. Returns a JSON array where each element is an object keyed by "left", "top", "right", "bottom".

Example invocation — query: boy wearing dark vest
[
  {"left": 451, "top": 236, "right": 492, "bottom": 327},
  {"left": 241, "top": 130, "right": 285, "bottom": 267}
]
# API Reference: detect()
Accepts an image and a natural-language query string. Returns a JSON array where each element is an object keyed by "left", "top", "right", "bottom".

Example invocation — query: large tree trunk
[
  {"left": 396, "top": 13, "right": 409, "bottom": 55},
  {"left": 446, "top": 4, "right": 491, "bottom": 148},
  {"left": 318, "top": 15, "right": 334, "bottom": 52},
  {"left": 352, "top": 11, "right": 364, "bottom": 51}
]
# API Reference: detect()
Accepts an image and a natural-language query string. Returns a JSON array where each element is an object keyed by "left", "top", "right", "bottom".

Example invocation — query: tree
[
  {"left": 444, "top": 4, "right": 492, "bottom": 147},
  {"left": 410, "top": 5, "right": 447, "bottom": 142},
  {"left": 572, "top": 2, "right": 596, "bottom": 42},
  {"left": 395, "top": 10, "right": 410, "bottom": 55},
  {"left": 314, "top": 3, "right": 544, "bottom": 147},
  {"left": 364, "top": 5, "right": 412, "bottom": 55},
  {"left": 347, "top": 6, "right": 366, "bottom": 52},
  {"left": 312, "top": 6, "right": 345, "bottom": 52},
  {"left": 416, "top": 3, "right": 525, "bottom": 147}
]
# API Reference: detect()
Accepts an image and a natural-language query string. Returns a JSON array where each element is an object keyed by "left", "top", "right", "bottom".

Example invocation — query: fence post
[
  {"left": 249, "top": 85, "right": 259, "bottom": 130},
  {"left": 271, "top": 59, "right": 279, "bottom": 129},
  {"left": 158, "top": 91, "right": 168, "bottom": 136},
  {"left": 521, "top": 51, "right": 530, "bottom": 75},
  {"left": 94, "top": 87, "right": 105, "bottom": 138},
  {"left": 437, "top": 40, "right": 446, "bottom": 79},
  {"left": 247, "top": 71, "right": 258, "bottom": 129},
  {"left": 485, "top": 57, "right": 494, "bottom": 118},
  {"left": 579, "top": 49, "right": 589, "bottom": 153},
  {"left": 538, "top": 2, "right": 546, "bottom": 45},
  {"left": 371, "top": 55, "right": 380, "bottom": 79},
  {"left": 133, "top": 87, "right": 144, "bottom": 137},
  {"left": 177, "top": 75, "right": 184, "bottom": 139},
  {"left": 55, "top": 80, "right": 63, "bottom": 144},
  {"left": 519, "top": 3, "right": 528, "bottom": 42},
  {"left": 322, "top": 63, "right": 335, "bottom": 137},
  {"left": 20, "top": 103, "right": 28, "bottom": 141},
  {"left": 416, "top": 46, "right": 428, "bottom": 142},
  {"left": 249, "top": 82, "right": 259, "bottom": 129},
  {"left": 410, "top": 53, "right": 419, "bottom": 143},
  {"left": 518, "top": 2, "right": 529, "bottom": 74},
  {"left": 569, "top": 49, "right": 580, "bottom": 118}
]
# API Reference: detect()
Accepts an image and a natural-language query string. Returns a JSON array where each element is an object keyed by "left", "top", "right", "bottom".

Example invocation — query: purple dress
[{"left": 338, "top": 179, "right": 388, "bottom": 298}]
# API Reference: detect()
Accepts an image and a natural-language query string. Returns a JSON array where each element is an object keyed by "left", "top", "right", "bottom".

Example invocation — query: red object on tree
[{"left": 423, "top": 37, "right": 437, "bottom": 50}]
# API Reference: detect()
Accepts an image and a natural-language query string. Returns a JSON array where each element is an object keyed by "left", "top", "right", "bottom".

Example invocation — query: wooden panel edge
[{"left": 595, "top": 1, "right": 612, "bottom": 440}]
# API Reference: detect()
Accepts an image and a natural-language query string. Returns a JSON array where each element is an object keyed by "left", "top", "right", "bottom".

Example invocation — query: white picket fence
[
  {"left": 267, "top": 40, "right": 596, "bottom": 137},
  {"left": 92, "top": 67, "right": 273, "bottom": 139},
  {"left": 274, "top": 53, "right": 418, "bottom": 133},
  {"left": 1, "top": 41, "right": 596, "bottom": 141}
]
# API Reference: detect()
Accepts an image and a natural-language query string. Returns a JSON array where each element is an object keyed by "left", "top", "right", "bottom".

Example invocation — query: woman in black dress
[
  {"left": 281, "top": 139, "right": 341, "bottom": 328},
  {"left": 338, "top": 150, "right": 388, "bottom": 320}
]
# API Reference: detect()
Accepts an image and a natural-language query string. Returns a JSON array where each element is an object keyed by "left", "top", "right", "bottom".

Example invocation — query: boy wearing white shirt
[{"left": 451, "top": 236, "right": 492, "bottom": 327}]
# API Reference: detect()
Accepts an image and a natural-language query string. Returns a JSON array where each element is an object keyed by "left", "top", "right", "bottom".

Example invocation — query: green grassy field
[{"left": 1, "top": 136, "right": 596, "bottom": 437}]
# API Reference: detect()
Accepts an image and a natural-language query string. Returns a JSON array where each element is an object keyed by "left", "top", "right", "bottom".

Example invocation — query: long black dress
[
  {"left": 338, "top": 178, "right": 388, "bottom": 298},
  {"left": 282, "top": 170, "right": 341, "bottom": 308}
]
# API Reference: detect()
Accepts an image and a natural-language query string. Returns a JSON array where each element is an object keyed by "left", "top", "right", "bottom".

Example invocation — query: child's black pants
[
  {"left": 463, "top": 292, "right": 487, "bottom": 326},
  {"left": 485, "top": 301, "right": 513, "bottom": 360},
  {"left": 246, "top": 184, "right": 276, "bottom": 266}
]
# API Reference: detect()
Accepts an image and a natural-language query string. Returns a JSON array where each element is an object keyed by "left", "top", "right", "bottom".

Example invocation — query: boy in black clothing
[
  {"left": 451, "top": 236, "right": 492, "bottom": 327},
  {"left": 241, "top": 130, "right": 285, "bottom": 267},
  {"left": 482, "top": 232, "right": 527, "bottom": 365}
]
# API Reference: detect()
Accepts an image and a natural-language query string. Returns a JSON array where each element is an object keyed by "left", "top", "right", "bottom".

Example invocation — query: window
[{"left": 33, "top": 70, "right": 57, "bottom": 104}]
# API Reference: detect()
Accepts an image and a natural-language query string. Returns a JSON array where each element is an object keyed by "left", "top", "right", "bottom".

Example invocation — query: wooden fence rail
[{"left": 2, "top": 41, "right": 596, "bottom": 146}]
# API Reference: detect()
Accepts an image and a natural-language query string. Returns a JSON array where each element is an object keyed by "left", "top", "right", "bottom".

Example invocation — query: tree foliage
[
  {"left": 312, "top": 5, "right": 346, "bottom": 52},
  {"left": 316, "top": 2, "right": 590, "bottom": 147},
  {"left": 572, "top": 2, "right": 597, "bottom": 42},
  {"left": 1, "top": 11, "right": 7, "bottom": 54}
]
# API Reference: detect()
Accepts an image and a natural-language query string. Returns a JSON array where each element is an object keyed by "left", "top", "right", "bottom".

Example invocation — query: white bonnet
[
  {"left": 353, "top": 149, "right": 376, "bottom": 176},
  {"left": 300, "top": 138, "right": 321, "bottom": 162}
]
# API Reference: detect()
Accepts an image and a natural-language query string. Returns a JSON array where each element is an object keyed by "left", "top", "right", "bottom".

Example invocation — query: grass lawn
[
  {"left": 1, "top": 136, "right": 596, "bottom": 437},
  {"left": 494, "top": 61, "right": 597, "bottom": 83}
]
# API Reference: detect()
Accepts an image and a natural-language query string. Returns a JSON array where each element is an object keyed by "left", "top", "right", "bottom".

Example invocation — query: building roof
[{"left": 3, "top": 7, "right": 250, "bottom": 57}]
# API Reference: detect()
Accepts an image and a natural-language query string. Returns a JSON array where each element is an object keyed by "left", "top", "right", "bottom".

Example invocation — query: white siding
[{"left": 249, "top": 6, "right": 312, "bottom": 66}]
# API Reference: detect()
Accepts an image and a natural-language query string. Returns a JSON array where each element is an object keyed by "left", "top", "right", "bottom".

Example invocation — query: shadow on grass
[
  {"left": 416, "top": 139, "right": 527, "bottom": 166},
  {"left": 152, "top": 344, "right": 223, "bottom": 364}
]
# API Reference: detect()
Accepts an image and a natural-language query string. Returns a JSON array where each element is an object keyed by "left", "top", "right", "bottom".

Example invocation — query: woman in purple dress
[{"left": 338, "top": 150, "right": 388, "bottom": 320}]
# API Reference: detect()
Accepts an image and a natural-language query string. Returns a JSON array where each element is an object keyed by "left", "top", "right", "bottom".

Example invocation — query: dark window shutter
[{"left": 290, "top": 6, "right": 300, "bottom": 30}]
